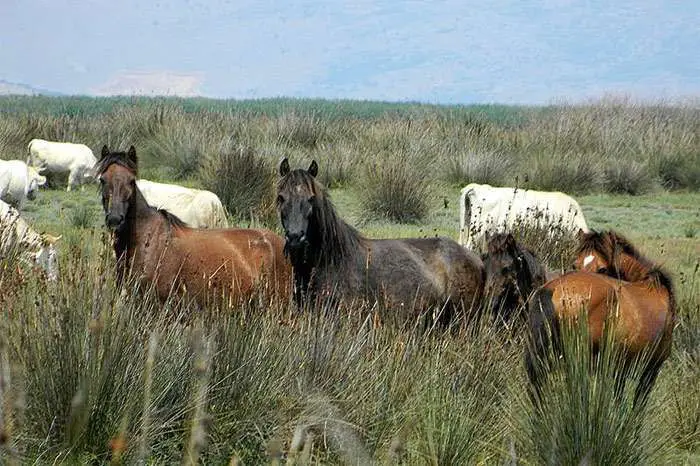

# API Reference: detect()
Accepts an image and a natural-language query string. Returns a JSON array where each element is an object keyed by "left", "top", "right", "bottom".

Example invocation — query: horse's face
[
  {"left": 574, "top": 249, "right": 608, "bottom": 274},
  {"left": 484, "top": 250, "right": 520, "bottom": 300},
  {"left": 277, "top": 158, "right": 319, "bottom": 251},
  {"left": 98, "top": 146, "right": 138, "bottom": 232}
]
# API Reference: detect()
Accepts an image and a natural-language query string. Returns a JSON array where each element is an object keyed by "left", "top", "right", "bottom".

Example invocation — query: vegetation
[{"left": 0, "top": 96, "right": 698, "bottom": 463}]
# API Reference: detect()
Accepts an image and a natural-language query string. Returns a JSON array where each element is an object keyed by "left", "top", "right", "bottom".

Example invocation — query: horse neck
[
  {"left": 114, "top": 188, "right": 167, "bottom": 262},
  {"left": 617, "top": 252, "right": 653, "bottom": 282}
]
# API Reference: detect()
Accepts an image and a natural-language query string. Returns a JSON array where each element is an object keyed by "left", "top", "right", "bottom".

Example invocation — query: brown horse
[
  {"left": 526, "top": 230, "right": 675, "bottom": 408},
  {"left": 482, "top": 233, "right": 547, "bottom": 326},
  {"left": 96, "top": 145, "right": 292, "bottom": 306},
  {"left": 573, "top": 229, "right": 656, "bottom": 282},
  {"left": 276, "top": 158, "right": 484, "bottom": 324}
]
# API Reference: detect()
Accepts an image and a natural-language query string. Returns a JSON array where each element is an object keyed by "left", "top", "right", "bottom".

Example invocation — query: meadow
[{"left": 0, "top": 96, "right": 698, "bottom": 464}]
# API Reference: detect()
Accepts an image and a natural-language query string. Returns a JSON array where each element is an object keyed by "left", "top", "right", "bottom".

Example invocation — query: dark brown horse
[
  {"left": 96, "top": 145, "right": 292, "bottom": 306},
  {"left": 526, "top": 229, "right": 676, "bottom": 408},
  {"left": 482, "top": 233, "right": 547, "bottom": 325},
  {"left": 276, "top": 158, "right": 484, "bottom": 324}
]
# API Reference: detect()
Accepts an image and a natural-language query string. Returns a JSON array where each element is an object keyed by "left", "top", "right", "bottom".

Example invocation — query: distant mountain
[{"left": 0, "top": 80, "right": 62, "bottom": 96}]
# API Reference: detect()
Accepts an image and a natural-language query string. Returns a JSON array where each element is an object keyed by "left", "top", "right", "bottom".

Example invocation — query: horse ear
[
  {"left": 127, "top": 146, "right": 138, "bottom": 165},
  {"left": 576, "top": 228, "right": 587, "bottom": 241},
  {"left": 308, "top": 160, "right": 318, "bottom": 178},
  {"left": 279, "top": 157, "right": 290, "bottom": 177},
  {"left": 101, "top": 145, "right": 110, "bottom": 158},
  {"left": 505, "top": 233, "right": 517, "bottom": 249}
]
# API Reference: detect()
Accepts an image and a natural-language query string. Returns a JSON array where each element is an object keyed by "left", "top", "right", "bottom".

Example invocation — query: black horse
[
  {"left": 482, "top": 233, "right": 547, "bottom": 326},
  {"left": 276, "top": 158, "right": 485, "bottom": 324}
]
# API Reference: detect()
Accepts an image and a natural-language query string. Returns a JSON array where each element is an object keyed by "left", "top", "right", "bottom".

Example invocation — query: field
[{"left": 0, "top": 96, "right": 699, "bottom": 464}]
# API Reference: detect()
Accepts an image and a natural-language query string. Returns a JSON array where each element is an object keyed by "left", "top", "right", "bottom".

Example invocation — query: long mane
[
  {"left": 278, "top": 169, "right": 364, "bottom": 266},
  {"left": 578, "top": 230, "right": 674, "bottom": 295}
]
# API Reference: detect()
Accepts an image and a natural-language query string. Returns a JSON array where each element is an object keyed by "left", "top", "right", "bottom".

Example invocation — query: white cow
[
  {"left": 0, "top": 159, "right": 47, "bottom": 209},
  {"left": 27, "top": 139, "right": 97, "bottom": 191},
  {"left": 135, "top": 179, "right": 229, "bottom": 228},
  {"left": 459, "top": 183, "right": 589, "bottom": 252},
  {"left": 0, "top": 199, "right": 60, "bottom": 280}
]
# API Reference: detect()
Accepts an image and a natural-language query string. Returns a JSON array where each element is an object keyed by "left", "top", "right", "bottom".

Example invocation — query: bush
[
  {"left": 656, "top": 152, "right": 700, "bottom": 190},
  {"left": 272, "top": 111, "right": 327, "bottom": 149},
  {"left": 602, "top": 159, "right": 655, "bottom": 194},
  {"left": 199, "top": 144, "right": 275, "bottom": 225},
  {"left": 514, "top": 319, "right": 673, "bottom": 465},
  {"left": 359, "top": 153, "right": 432, "bottom": 223},
  {"left": 445, "top": 149, "right": 515, "bottom": 186},
  {"left": 526, "top": 152, "right": 601, "bottom": 194}
]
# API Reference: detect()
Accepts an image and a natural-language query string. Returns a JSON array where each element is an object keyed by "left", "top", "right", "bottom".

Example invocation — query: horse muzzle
[
  {"left": 284, "top": 232, "right": 308, "bottom": 251},
  {"left": 106, "top": 213, "right": 125, "bottom": 231}
]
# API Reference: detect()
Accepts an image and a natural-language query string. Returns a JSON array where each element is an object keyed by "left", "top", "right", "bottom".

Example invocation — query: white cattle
[
  {"left": 0, "top": 199, "right": 60, "bottom": 280},
  {"left": 0, "top": 159, "right": 47, "bottom": 209},
  {"left": 27, "top": 139, "right": 97, "bottom": 191},
  {"left": 135, "top": 179, "right": 229, "bottom": 228},
  {"left": 459, "top": 183, "right": 589, "bottom": 252}
]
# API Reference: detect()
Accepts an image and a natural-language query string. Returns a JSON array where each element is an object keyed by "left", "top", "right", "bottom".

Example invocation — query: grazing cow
[
  {"left": 0, "top": 199, "right": 60, "bottom": 280},
  {"left": 27, "top": 139, "right": 97, "bottom": 191},
  {"left": 459, "top": 183, "right": 589, "bottom": 252},
  {"left": 136, "top": 179, "right": 229, "bottom": 229},
  {"left": 0, "top": 159, "right": 47, "bottom": 209}
]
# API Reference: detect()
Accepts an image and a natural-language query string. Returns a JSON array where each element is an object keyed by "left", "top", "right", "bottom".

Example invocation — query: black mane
[{"left": 278, "top": 169, "right": 364, "bottom": 266}]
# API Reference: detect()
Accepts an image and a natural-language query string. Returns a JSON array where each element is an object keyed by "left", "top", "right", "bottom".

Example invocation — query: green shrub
[
  {"left": 526, "top": 152, "right": 602, "bottom": 194},
  {"left": 602, "top": 159, "right": 655, "bottom": 194},
  {"left": 199, "top": 144, "right": 275, "bottom": 225},
  {"left": 359, "top": 153, "right": 432, "bottom": 223},
  {"left": 445, "top": 149, "right": 515, "bottom": 186}
]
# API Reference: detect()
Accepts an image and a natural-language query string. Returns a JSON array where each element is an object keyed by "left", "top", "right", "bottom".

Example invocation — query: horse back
[
  {"left": 543, "top": 271, "right": 672, "bottom": 355},
  {"left": 368, "top": 237, "right": 485, "bottom": 311}
]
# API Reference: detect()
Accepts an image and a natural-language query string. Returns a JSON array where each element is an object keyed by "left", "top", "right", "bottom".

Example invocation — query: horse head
[
  {"left": 96, "top": 145, "right": 139, "bottom": 232},
  {"left": 277, "top": 157, "right": 319, "bottom": 252}
]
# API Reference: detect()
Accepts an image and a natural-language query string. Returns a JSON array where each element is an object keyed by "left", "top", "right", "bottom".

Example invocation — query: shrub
[
  {"left": 314, "top": 144, "right": 358, "bottom": 188},
  {"left": 199, "top": 144, "right": 275, "bottom": 225},
  {"left": 513, "top": 319, "right": 673, "bottom": 465},
  {"left": 655, "top": 152, "right": 700, "bottom": 190},
  {"left": 602, "top": 159, "right": 655, "bottom": 194},
  {"left": 526, "top": 152, "right": 601, "bottom": 194},
  {"left": 272, "top": 111, "right": 327, "bottom": 149},
  {"left": 445, "top": 149, "right": 515, "bottom": 186},
  {"left": 359, "top": 153, "right": 432, "bottom": 223}
]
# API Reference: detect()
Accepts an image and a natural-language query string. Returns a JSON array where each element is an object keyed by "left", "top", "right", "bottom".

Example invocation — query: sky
[{"left": 1, "top": 0, "right": 698, "bottom": 104}]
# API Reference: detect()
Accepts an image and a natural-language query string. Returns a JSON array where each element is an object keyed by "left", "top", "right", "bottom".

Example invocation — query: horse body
[
  {"left": 527, "top": 229, "right": 675, "bottom": 407},
  {"left": 98, "top": 145, "right": 291, "bottom": 306},
  {"left": 544, "top": 271, "right": 673, "bottom": 355},
  {"left": 278, "top": 158, "right": 484, "bottom": 321}
]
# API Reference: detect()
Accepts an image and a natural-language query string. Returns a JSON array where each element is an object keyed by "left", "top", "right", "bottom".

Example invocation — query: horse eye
[
  {"left": 276, "top": 194, "right": 285, "bottom": 205},
  {"left": 308, "top": 195, "right": 316, "bottom": 203}
]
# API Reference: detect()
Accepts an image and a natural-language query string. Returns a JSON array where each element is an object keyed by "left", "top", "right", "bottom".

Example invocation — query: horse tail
[{"left": 525, "top": 286, "right": 560, "bottom": 405}]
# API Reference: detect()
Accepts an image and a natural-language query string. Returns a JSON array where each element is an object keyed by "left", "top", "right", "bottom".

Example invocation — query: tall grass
[{"left": 2, "top": 96, "right": 699, "bottom": 196}]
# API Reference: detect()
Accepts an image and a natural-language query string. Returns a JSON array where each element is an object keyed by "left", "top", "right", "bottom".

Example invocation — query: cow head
[{"left": 26, "top": 166, "right": 47, "bottom": 201}]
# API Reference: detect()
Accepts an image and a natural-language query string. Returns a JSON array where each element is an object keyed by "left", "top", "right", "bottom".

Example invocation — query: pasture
[{"left": 0, "top": 96, "right": 699, "bottom": 464}]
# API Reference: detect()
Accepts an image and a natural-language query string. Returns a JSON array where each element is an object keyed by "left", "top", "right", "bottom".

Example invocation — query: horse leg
[
  {"left": 525, "top": 287, "right": 560, "bottom": 408},
  {"left": 633, "top": 358, "right": 663, "bottom": 410}
]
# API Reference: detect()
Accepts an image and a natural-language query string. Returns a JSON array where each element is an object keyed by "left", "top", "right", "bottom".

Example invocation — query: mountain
[{"left": 0, "top": 80, "right": 62, "bottom": 96}]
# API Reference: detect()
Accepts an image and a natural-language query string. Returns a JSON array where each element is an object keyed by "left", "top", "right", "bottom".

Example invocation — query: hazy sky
[{"left": 1, "top": 0, "right": 698, "bottom": 104}]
